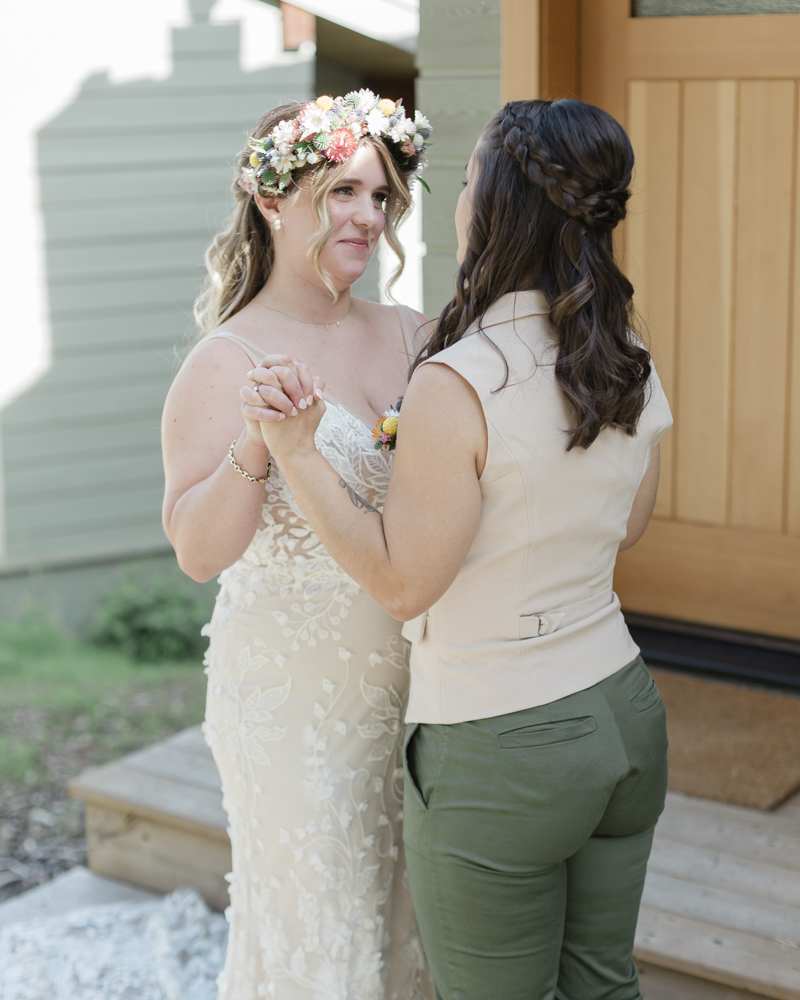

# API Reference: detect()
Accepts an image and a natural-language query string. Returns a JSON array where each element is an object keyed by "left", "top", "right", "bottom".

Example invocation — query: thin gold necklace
[{"left": 255, "top": 299, "right": 351, "bottom": 331}]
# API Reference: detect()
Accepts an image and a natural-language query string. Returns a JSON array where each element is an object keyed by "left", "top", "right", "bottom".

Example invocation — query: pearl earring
[{"left": 273, "top": 219, "right": 282, "bottom": 232}]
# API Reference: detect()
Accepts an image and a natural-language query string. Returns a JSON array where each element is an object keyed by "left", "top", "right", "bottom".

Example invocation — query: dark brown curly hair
[{"left": 415, "top": 98, "right": 650, "bottom": 450}]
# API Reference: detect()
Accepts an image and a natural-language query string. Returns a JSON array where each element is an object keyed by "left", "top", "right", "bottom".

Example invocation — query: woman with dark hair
[{"left": 243, "top": 98, "right": 673, "bottom": 999}]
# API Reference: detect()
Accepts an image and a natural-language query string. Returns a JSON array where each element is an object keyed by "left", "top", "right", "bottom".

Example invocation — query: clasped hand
[{"left": 239, "top": 355, "right": 326, "bottom": 462}]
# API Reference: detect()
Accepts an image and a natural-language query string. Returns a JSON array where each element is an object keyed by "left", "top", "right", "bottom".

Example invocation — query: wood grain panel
[
  {"left": 540, "top": 0, "right": 578, "bottom": 100},
  {"left": 614, "top": 518, "right": 800, "bottom": 641},
  {"left": 675, "top": 81, "right": 736, "bottom": 525},
  {"left": 635, "top": 906, "right": 800, "bottom": 1000},
  {"left": 579, "top": 0, "right": 628, "bottom": 123},
  {"left": 84, "top": 804, "right": 231, "bottom": 912},
  {"left": 626, "top": 81, "right": 680, "bottom": 518},
  {"left": 787, "top": 91, "right": 800, "bottom": 537},
  {"left": 501, "top": 0, "right": 539, "bottom": 101},
  {"left": 730, "top": 80, "right": 796, "bottom": 531},
  {"left": 629, "top": 11, "right": 800, "bottom": 82}
]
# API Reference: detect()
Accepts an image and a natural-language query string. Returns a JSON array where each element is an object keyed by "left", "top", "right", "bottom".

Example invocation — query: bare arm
[
  {"left": 618, "top": 444, "right": 660, "bottom": 551},
  {"left": 161, "top": 340, "right": 313, "bottom": 582},
  {"left": 254, "top": 363, "right": 487, "bottom": 620}
]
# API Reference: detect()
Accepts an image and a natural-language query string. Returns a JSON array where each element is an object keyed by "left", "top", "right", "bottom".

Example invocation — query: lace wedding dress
[{"left": 201, "top": 316, "right": 432, "bottom": 1000}]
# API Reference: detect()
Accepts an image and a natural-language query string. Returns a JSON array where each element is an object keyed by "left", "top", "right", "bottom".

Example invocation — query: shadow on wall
[{"left": 0, "top": 1, "right": 314, "bottom": 626}]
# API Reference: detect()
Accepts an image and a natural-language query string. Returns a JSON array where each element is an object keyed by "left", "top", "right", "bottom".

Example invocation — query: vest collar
[{"left": 478, "top": 289, "right": 550, "bottom": 331}]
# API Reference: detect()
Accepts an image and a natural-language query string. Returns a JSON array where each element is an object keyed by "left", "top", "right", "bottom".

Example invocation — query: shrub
[{"left": 89, "top": 573, "right": 211, "bottom": 662}]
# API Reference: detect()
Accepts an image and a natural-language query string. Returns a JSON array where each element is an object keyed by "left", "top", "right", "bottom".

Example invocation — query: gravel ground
[{"left": 0, "top": 671, "right": 206, "bottom": 904}]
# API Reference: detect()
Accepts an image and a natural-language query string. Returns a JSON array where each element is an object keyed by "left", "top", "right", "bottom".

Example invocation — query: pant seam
[{"left": 599, "top": 683, "right": 632, "bottom": 779}]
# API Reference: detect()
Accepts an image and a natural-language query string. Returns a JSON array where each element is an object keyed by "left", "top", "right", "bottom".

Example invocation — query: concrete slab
[{"left": 0, "top": 865, "right": 160, "bottom": 928}]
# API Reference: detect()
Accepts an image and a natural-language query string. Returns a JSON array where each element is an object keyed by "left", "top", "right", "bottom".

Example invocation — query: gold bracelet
[{"left": 228, "top": 440, "right": 272, "bottom": 483}]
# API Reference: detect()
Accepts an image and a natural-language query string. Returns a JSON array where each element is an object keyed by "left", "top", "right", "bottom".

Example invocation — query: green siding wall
[
  {"left": 416, "top": 0, "right": 502, "bottom": 317},
  {"left": 0, "top": 22, "right": 313, "bottom": 571}
]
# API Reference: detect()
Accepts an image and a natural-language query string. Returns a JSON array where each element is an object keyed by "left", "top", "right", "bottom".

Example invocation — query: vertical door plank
[
  {"left": 730, "top": 80, "right": 795, "bottom": 532},
  {"left": 675, "top": 81, "right": 736, "bottom": 526},
  {"left": 501, "top": 0, "right": 540, "bottom": 102},
  {"left": 790, "top": 84, "right": 800, "bottom": 537},
  {"left": 627, "top": 81, "right": 680, "bottom": 518}
]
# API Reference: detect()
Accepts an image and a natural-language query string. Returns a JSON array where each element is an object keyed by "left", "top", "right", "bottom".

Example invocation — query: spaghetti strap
[
  {"left": 395, "top": 304, "right": 419, "bottom": 357},
  {"left": 201, "top": 331, "right": 265, "bottom": 367}
]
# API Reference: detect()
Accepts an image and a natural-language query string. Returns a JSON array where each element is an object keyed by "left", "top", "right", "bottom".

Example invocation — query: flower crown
[{"left": 238, "top": 90, "right": 432, "bottom": 198}]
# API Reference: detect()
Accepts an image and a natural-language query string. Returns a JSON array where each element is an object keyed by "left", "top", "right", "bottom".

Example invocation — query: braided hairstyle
[{"left": 416, "top": 98, "right": 650, "bottom": 450}]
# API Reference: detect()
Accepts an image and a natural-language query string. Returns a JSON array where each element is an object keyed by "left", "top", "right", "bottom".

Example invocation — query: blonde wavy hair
[{"left": 194, "top": 101, "right": 414, "bottom": 336}]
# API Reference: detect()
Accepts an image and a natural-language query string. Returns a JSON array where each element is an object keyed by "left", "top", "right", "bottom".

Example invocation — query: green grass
[{"left": 0, "top": 611, "right": 207, "bottom": 786}]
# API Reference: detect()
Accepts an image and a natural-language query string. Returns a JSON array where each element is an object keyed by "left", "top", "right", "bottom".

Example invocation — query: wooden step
[
  {"left": 69, "top": 728, "right": 800, "bottom": 997},
  {"left": 68, "top": 726, "right": 231, "bottom": 911},
  {"left": 636, "top": 791, "right": 800, "bottom": 1000}
]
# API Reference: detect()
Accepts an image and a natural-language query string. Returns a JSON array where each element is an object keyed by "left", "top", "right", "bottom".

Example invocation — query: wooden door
[{"left": 579, "top": 1, "right": 800, "bottom": 641}]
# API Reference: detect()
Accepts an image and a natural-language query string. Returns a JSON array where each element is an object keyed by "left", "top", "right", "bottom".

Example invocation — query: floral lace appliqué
[{"left": 210, "top": 403, "right": 392, "bottom": 651}]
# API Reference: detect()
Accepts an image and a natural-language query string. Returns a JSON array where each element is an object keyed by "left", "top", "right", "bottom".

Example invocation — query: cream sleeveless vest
[{"left": 402, "top": 290, "right": 673, "bottom": 724}]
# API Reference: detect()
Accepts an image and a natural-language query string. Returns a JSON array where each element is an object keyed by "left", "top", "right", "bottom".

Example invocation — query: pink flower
[
  {"left": 324, "top": 128, "right": 358, "bottom": 163},
  {"left": 401, "top": 140, "right": 416, "bottom": 156}
]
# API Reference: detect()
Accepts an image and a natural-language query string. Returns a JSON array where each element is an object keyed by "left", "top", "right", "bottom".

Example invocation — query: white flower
[
  {"left": 413, "top": 132, "right": 424, "bottom": 148},
  {"left": 273, "top": 154, "right": 295, "bottom": 174},
  {"left": 271, "top": 119, "right": 296, "bottom": 146},
  {"left": 238, "top": 168, "right": 259, "bottom": 195},
  {"left": 305, "top": 151, "right": 321, "bottom": 165},
  {"left": 299, "top": 105, "right": 331, "bottom": 138},
  {"left": 349, "top": 88, "right": 377, "bottom": 111},
  {"left": 414, "top": 110, "right": 431, "bottom": 132},
  {"left": 398, "top": 117, "right": 416, "bottom": 139},
  {"left": 389, "top": 123, "right": 415, "bottom": 144},
  {"left": 366, "top": 108, "right": 387, "bottom": 136},
  {"left": 277, "top": 140, "right": 294, "bottom": 158}
]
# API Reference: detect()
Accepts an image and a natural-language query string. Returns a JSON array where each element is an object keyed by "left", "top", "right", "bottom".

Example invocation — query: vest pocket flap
[
  {"left": 498, "top": 715, "right": 597, "bottom": 749},
  {"left": 401, "top": 612, "right": 427, "bottom": 644}
]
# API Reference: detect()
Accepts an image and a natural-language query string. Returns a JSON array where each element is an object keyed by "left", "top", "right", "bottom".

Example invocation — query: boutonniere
[{"left": 372, "top": 400, "right": 402, "bottom": 452}]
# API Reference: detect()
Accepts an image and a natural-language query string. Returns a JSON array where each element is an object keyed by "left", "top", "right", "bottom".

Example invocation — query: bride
[{"left": 161, "top": 93, "right": 433, "bottom": 1000}]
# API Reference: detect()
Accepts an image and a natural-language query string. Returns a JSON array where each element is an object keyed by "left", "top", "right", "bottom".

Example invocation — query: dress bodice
[{"left": 211, "top": 399, "right": 393, "bottom": 648}]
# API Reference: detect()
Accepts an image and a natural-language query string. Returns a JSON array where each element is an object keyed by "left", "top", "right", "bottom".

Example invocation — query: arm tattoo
[{"left": 339, "top": 477, "right": 378, "bottom": 513}]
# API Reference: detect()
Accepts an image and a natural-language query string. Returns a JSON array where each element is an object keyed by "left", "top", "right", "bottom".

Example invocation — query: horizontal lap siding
[
  {"left": 417, "top": 1, "right": 502, "bottom": 316},
  {"left": 0, "top": 26, "right": 313, "bottom": 568}
]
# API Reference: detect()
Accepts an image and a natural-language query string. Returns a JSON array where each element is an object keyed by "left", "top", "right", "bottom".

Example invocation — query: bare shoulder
[
  {"left": 352, "top": 298, "right": 400, "bottom": 329},
  {"left": 352, "top": 298, "right": 432, "bottom": 352},
  {"left": 170, "top": 332, "right": 257, "bottom": 400}
]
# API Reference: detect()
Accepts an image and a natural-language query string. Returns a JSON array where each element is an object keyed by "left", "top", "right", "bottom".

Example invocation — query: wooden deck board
[
  {"left": 69, "top": 762, "right": 228, "bottom": 838},
  {"left": 121, "top": 743, "right": 222, "bottom": 793},
  {"left": 642, "top": 870, "right": 800, "bottom": 942},
  {"left": 635, "top": 906, "right": 800, "bottom": 1000},
  {"left": 648, "top": 838, "right": 800, "bottom": 909}
]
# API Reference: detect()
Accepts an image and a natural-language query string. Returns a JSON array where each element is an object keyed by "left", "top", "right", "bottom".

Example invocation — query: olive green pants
[{"left": 403, "top": 656, "right": 668, "bottom": 1000}]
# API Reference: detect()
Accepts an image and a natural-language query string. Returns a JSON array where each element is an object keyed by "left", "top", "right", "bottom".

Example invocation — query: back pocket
[
  {"left": 498, "top": 716, "right": 597, "bottom": 749},
  {"left": 631, "top": 673, "right": 662, "bottom": 714}
]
